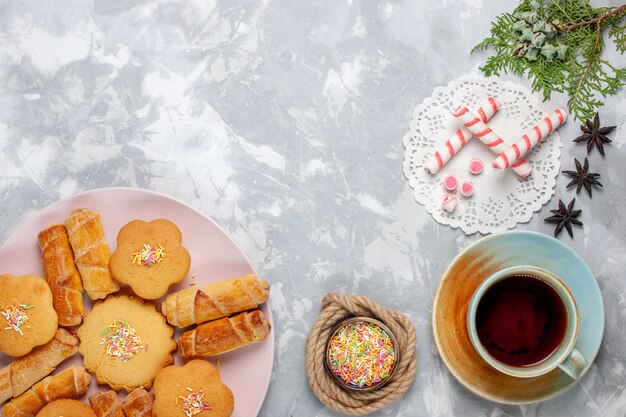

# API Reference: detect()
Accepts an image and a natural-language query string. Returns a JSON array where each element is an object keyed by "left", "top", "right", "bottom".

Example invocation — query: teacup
[{"left": 467, "top": 265, "right": 587, "bottom": 379}]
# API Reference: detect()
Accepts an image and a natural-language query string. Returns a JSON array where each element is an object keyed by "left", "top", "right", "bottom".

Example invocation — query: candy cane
[
  {"left": 452, "top": 105, "right": 532, "bottom": 179},
  {"left": 424, "top": 97, "right": 499, "bottom": 175},
  {"left": 492, "top": 108, "right": 567, "bottom": 170}
]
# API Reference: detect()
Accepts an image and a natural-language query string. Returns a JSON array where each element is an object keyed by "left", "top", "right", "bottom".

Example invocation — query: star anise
[
  {"left": 562, "top": 158, "right": 603, "bottom": 198},
  {"left": 573, "top": 113, "right": 616, "bottom": 156},
  {"left": 544, "top": 198, "right": 583, "bottom": 238}
]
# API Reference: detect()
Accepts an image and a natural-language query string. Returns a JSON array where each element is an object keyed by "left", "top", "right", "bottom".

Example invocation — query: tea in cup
[{"left": 467, "top": 265, "right": 587, "bottom": 379}]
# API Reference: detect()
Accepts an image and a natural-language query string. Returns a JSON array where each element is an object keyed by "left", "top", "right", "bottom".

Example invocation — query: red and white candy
[
  {"left": 492, "top": 108, "right": 567, "bottom": 170},
  {"left": 469, "top": 158, "right": 484, "bottom": 175},
  {"left": 424, "top": 98, "right": 499, "bottom": 175},
  {"left": 452, "top": 105, "right": 532, "bottom": 179},
  {"left": 443, "top": 175, "right": 458, "bottom": 192},
  {"left": 442, "top": 193, "right": 458, "bottom": 213},
  {"left": 460, "top": 181, "right": 474, "bottom": 197}
]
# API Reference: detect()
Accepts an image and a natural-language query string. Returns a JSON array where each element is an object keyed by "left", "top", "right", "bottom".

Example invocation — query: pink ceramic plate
[{"left": 0, "top": 187, "right": 274, "bottom": 417}]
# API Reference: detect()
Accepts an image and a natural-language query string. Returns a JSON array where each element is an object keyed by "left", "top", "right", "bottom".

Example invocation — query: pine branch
[
  {"left": 559, "top": 4, "right": 626, "bottom": 31},
  {"left": 570, "top": 22, "right": 602, "bottom": 119},
  {"left": 609, "top": 23, "right": 626, "bottom": 52},
  {"left": 473, "top": 0, "right": 626, "bottom": 122}
]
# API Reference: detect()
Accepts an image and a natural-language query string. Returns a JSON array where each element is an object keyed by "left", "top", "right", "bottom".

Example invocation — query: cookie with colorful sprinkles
[
  {"left": 152, "top": 360, "right": 234, "bottom": 417},
  {"left": 0, "top": 274, "right": 58, "bottom": 357},
  {"left": 77, "top": 295, "right": 176, "bottom": 391},
  {"left": 110, "top": 219, "right": 191, "bottom": 299}
]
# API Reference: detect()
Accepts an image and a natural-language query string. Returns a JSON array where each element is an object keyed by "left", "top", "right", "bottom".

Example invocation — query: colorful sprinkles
[
  {"left": 177, "top": 387, "right": 213, "bottom": 417},
  {"left": 1, "top": 304, "right": 33, "bottom": 335},
  {"left": 100, "top": 320, "right": 144, "bottom": 362},
  {"left": 133, "top": 243, "right": 166, "bottom": 267},
  {"left": 327, "top": 320, "right": 396, "bottom": 389}
]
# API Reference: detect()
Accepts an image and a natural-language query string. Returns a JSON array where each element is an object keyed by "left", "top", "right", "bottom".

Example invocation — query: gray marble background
[{"left": 1, "top": 0, "right": 625, "bottom": 416}]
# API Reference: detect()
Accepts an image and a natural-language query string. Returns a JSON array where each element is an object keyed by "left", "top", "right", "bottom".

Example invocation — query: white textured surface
[{"left": 0, "top": 1, "right": 625, "bottom": 416}]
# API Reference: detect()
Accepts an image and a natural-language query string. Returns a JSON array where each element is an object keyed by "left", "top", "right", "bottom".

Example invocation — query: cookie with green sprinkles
[
  {"left": 110, "top": 219, "right": 191, "bottom": 300},
  {"left": 153, "top": 359, "right": 234, "bottom": 417},
  {"left": 77, "top": 295, "right": 176, "bottom": 391},
  {"left": 0, "top": 274, "right": 58, "bottom": 357}
]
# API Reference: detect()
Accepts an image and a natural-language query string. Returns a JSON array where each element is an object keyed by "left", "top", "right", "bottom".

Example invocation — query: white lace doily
[{"left": 403, "top": 75, "right": 562, "bottom": 235}]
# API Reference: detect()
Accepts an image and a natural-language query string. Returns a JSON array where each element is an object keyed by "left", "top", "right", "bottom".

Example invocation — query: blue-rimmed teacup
[{"left": 467, "top": 265, "right": 587, "bottom": 379}]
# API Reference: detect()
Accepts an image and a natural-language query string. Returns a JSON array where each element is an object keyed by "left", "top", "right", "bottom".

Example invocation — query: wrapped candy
[
  {"left": 424, "top": 97, "right": 499, "bottom": 175},
  {"left": 442, "top": 194, "right": 458, "bottom": 213},
  {"left": 493, "top": 108, "right": 567, "bottom": 170},
  {"left": 452, "top": 105, "right": 532, "bottom": 178}
]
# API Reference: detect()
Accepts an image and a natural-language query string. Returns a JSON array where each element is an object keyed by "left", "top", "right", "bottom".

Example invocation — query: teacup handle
[{"left": 558, "top": 348, "right": 587, "bottom": 379}]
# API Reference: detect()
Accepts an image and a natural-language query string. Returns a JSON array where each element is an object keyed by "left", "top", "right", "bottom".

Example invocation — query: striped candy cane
[
  {"left": 424, "top": 97, "right": 499, "bottom": 175},
  {"left": 452, "top": 105, "right": 532, "bottom": 179},
  {"left": 492, "top": 108, "right": 568, "bottom": 170}
]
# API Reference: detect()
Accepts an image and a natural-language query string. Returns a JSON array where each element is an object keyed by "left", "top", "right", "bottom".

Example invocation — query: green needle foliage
[{"left": 473, "top": 0, "right": 626, "bottom": 122}]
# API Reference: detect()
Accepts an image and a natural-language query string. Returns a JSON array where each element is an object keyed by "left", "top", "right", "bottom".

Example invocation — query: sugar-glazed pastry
[
  {"left": 89, "top": 390, "right": 125, "bottom": 417},
  {"left": 0, "top": 274, "right": 58, "bottom": 357},
  {"left": 161, "top": 274, "right": 270, "bottom": 328},
  {"left": 110, "top": 219, "right": 191, "bottom": 299},
  {"left": 0, "top": 329, "right": 78, "bottom": 404},
  {"left": 123, "top": 387, "right": 154, "bottom": 417},
  {"left": 1, "top": 366, "right": 91, "bottom": 417},
  {"left": 77, "top": 295, "right": 176, "bottom": 391},
  {"left": 38, "top": 224, "right": 85, "bottom": 326},
  {"left": 153, "top": 360, "right": 234, "bottom": 417},
  {"left": 65, "top": 208, "right": 119, "bottom": 300},
  {"left": 178, "top": 310, "right": 270, "bottom": 361}
]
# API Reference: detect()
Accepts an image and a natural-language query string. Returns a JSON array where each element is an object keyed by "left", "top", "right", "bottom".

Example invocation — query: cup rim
[{"left": 467, "top": 265, "right": 579, "bottom": 378}]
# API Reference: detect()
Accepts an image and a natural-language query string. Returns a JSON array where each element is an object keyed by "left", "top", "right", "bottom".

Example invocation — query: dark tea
[{"left": 475, "top": 274, "right": 567, "bottom": 367}]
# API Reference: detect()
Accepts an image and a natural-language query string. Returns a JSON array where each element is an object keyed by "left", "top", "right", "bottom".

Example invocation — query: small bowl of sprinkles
[{"left": 325, "top": 317, "right": 398, "bottom": 391}]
